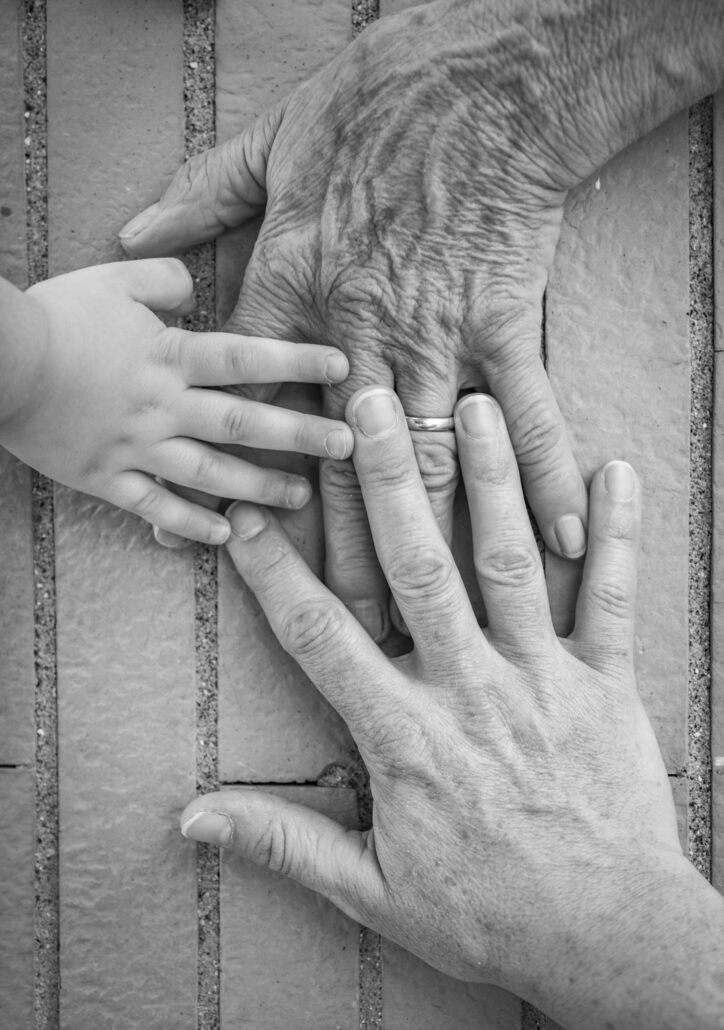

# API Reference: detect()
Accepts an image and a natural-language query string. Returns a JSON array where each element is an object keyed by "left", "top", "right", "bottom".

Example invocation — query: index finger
[{"left": 224, "top": 502, "right": 403, "bottom": 734}]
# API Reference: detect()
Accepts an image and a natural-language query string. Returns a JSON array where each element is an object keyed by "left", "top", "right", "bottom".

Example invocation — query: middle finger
[{"left": 346, "top": 386, "right": 484, "bottom": 667}]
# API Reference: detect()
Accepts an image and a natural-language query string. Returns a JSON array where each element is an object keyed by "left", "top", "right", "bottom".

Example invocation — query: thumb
[
  {"left": 180, "top": 790, "right": 385, "bottom": 922},
  {"left": 119, "top": 99, "right": 286, "bottom": 257}
]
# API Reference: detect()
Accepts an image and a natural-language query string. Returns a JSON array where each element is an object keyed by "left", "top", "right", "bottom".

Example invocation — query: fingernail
[
  {"left": 554, "top": 514, "right": 586, "bottom": 559},
  {"left": 456, "top": 395, "right": 498, "bottom": 438},
  {"left": 118, "top": 202, "right": 159, "bottom": 240},
  {"left": 389, "top": 596, "right": 410, "bottom": 637},
  {"left": 324, "top": 352, "right": 349, "bottom": 383},
  {"left": 288, "top": 480, "right": 311, "bottom": 509},
  {"left": 209, "top": 520, "right": 231, "bottom": 546},
  {"left": 604, "top": 461, "right": 635, "bottom": 502},
  {"left": 227, "top": 502, "right": 267, "bottom": 540},
  {"left": 347, "top": 600, "right": 389, "bottom": 643},
  {"left": 181, "top": 811, "right": 233, "bottom": 846},
  {"left": 324, "top": 428, "right": 352, "bottom": 460},
  {"left": 153, "top": 526, "right": 192, "bottom": 550},
  {"left": 351, "top": 389, "right": 398, "bottom": 439}
]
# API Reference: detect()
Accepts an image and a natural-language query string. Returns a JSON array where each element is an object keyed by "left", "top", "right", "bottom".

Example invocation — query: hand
[
  {"left": 180, "top": 388, "right": 723, "bottom": 1026},
  {"left": 0, "top": 259, "right": 353, "bottom": 544},
  {"left": 118, "top": 0, "right": 604, "bottom": 633}
]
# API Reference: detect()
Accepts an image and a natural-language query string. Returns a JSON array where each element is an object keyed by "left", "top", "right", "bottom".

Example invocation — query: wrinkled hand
[
  {"left": 181, "top": 388, "right": 697, "bottom": 1024},
  {"left": 119, "top": 0, "right": 606, "bottom": 634},
  {"left": 1, "top": 259, "right": 352, "bottom": 543}
]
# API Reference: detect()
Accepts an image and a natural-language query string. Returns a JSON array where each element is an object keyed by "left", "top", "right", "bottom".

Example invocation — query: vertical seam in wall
[
  {"left": 688, "top": 98, "right": 714, "bottom": 880},
  {"left": 352, "top": 9, "right": 382, "bottom": 1027},
  {"left": 182, "top": 3, "right": 220, "bottom": 1028},
  {"left": 23, "top": 1, "right": 59, "bottom": 1027}
]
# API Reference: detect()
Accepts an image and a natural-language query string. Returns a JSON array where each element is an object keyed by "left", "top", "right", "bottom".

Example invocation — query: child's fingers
[
  {"left": 152, "top": 481, "right": 220, "bottom": 549},
  {"left": 176, "top": 331, "right": 350, "bottom": 387},
  {"left": 181, "top": 390, "right": 354, "bottom": 459},
  {"left": 112, "top": 472, "right": 230, "bottom": 545},
  {"left": 150, "top": 440, "right": 313, "bottom": 510},
  {"left": 102, "top": 257, "right": 194, "bottom": 312}
]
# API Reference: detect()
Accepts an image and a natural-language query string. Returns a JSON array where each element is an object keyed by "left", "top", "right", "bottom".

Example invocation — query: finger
[
  {"left": 347, "top": 387, "right": 483, "bottom": 668},
  {"left": 100, "top": 257, "right": 194, "bottom": 312},
  {"left": 112, "top": 471, "right": 230, "bottom": 545},
  {"left": 180, "top": 790, "right": 386, "bottom": 925},
  {"left": 152, "top": 482, "right": 220, "bottom": 549},
  {"left": 394, "top": 378, "right": 460, "bottom": 547},
  {"left": 483, "top": 342, "right": 588, "bottom": 561},
  {"left": 151, "top": 440, "right": 313, "bottom": 510},
  {"left": 572, "top": 460, "right": 641, "bottom": 673},
  {"left": 181, "top": 390, "right": 354, "bottom": 459},
  {"left": 320, "top": 361, "right": 396, "bottom": 643},
  {"left": 177, "top": 333, "right": 350, "bottom": 388},
  {"left": 224, "top": 501, "right": 403, "bottom": 731},
  {"left": 118, "top": 101, "right": 285, "bottom": 257},
  {"left": 455, "top": 395, "right": 555, "bottom": 656}
]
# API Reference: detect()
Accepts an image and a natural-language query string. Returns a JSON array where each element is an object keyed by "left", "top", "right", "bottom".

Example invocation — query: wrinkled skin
[
  {"left": 181, "top": 390, "right": 724, "bottom": 1028},
  {"left": 121, "top": 0, "right": 610, "bottom": 634}
]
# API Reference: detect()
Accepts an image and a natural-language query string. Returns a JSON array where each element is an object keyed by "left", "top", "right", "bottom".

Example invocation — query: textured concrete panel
[
  {"left": 0, "top": 768, "right": 34, "bottom": 1030},
  {"left": 220, "top": 785, "right": 359, "bottom": 1028},
  {"left": 546, "top": 115, "right": 690, "bottom": 772},
  {"left": 0, "top": 0, "right": 27, "bottom": 286},
  {"left": 0, "top": 0, "right": 34, "bottom": 767},
  {"left": 712, "top": 90, "right": 724, "bottom": 894},
  {"left": 47, "top": 0, "right": 185, "bottom": 272},
  {"left": 217, "top": 0, "right": 354, "bottom": 783},
  {"left": 0, "top": 449, "right": 34, "bottom": 765},
  {"left": 383, "top": 942, "right": 520, "bottom": 1030},
  {"left": 55, "top": 491, "right": 198, "bottom": 1028},
  {"left": 47, "top": 2, "right": 198, "bottom": 1024}
]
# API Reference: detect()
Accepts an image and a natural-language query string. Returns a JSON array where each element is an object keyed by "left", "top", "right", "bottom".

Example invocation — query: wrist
[
  {"left": 0, "top": 277, "right": 51, "bottom": 443},
  {"left": 530, "top": 853, "right": 724, "bottom": 1029}
]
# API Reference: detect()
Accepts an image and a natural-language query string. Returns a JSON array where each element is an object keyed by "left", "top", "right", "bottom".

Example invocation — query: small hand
[
  {"left": 1, "top": 259, "right": 352, "bottom": 544},
  {"left": 181, "top": 388, "right": 694, "bottom": 1023}
]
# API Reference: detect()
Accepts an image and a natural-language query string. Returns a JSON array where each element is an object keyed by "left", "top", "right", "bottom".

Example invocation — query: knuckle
[
  {"left": 194, "top": 450, "right": 221, "bottom": 486},
  {"left": 153, "top": 328, "right": 183, "bottom": 368},
  {"left": 280, "top": 601, "right": 349, "bottom": 663},
  {"left": 224, "top": 343, "right": 260, "bottom": 383},
  {"left": 475, "top": 545, "right": 541, "bottom": 590},
  {"left": 320, "top": 457, "right": 359, "bottom": 498},
  {"left": 222, "top": 403, "right": 252, "bottom": 442},
  {"left": 506, "top": 395, "right": 564, "bottom": 476},
  {"left": 587, "top": 580, "right": 632, "bottom": 621},
  {"left": 250, "top": 817, "right": 292, "bottom": 876},
  {"left": 412, "top": 439, "right": 459, "bottom": 497},
  {"left": 386, "top": 547, "right": 457, "bottom": 602},
  {"left": 130, "top": 485, "right": 164, "bottom": 520}
]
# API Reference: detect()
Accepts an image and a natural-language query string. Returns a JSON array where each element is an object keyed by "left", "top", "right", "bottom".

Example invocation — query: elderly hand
[
  {"left": 120, "top": 0, "right": 724, "bottom": 637},
  {"left": 0, "top": 260, "right": 352, "bottom": 543},
  {"left": 180, "top": 388, "right": 724, "bottom": 1027}
]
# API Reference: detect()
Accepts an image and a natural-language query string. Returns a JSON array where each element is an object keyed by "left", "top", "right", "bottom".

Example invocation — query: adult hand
[
  {"left": 120, "top": 0, "right": 723, "bottom": 635},
  {"left": 181, "top": 388, "right": 724, "bottom": 1027},
  {"left": 0, "top": 260, "right": 352, "bottom": 544}
]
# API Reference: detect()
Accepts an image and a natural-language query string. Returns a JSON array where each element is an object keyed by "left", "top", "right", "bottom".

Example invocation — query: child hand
[{"left": 1, "top": 259, "right": 353, "bottom": 545}]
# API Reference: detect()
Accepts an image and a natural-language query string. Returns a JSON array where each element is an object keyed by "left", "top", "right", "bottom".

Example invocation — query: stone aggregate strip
[
  {"left": 349, "top": 9, "right": 385, "bottom": 1027},
  {"left": 23, "top": 2, "right": 60, "bottom": 1028},
  {"left": 182, "top": 2, "right": 221, "bottom": 1028},
  {"left": 688, "top": 98, "right": 715, "bottom": 880}
]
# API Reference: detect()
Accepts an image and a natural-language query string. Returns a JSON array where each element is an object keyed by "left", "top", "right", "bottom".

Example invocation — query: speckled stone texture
[{"left": 711, "top": 93, "right": 724, "bottom": 894}]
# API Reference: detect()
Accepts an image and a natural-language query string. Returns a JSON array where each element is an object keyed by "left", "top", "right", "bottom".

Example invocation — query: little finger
[
  {"left": 113, "top": 471, "right": 230, "bottom": 545},
  {"left": 572, "top": 460, "right": 641, "bottom": 673}
]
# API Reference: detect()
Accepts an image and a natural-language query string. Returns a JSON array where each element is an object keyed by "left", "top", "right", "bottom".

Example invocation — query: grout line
[
  {"left": 182, "top": 3, "right": 220, "bottom": 1028},
  {"left": 23, "top": 2, "right": 60, "bottom": 1028},
  {"left": 688, "top": 98, "right": 715, "bottom": 881},
  {"left": 353, "top": 0, "right": 380, "bottom": 35}
]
